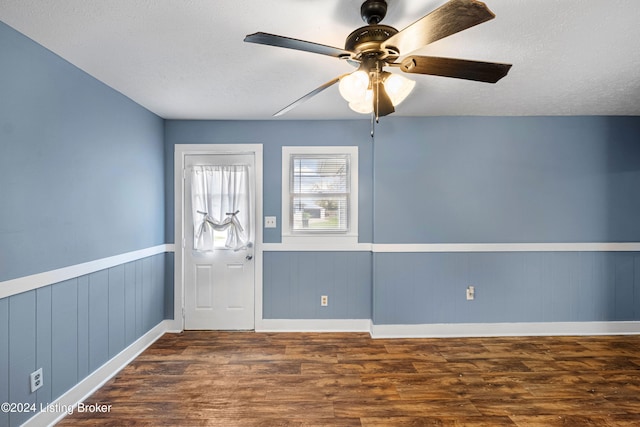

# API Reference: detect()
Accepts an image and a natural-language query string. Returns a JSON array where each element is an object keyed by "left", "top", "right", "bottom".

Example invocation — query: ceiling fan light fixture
[
  {"left": 383, "top": 73, "right": 416, "bottom": 106},
  {"left": 245, "top": 0, "right": 511, "bottom": 119},
  {"left": 339, "top": 70, "right": 370, "bottom": 104}
]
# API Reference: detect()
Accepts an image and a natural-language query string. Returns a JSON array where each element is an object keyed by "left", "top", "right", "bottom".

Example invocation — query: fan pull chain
[
  {"left": 375, "top": 70, "right": 381, "bottom": 124},
  {"left": 371, "top": 66, "right": 381, "bottom": 138},
  {"left": 370, "top": 111, "right": 375, "bottom": 138}
]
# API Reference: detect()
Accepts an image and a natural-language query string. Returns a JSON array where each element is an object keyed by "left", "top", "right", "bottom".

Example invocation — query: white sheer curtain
[{"left": 191, "top": 165, "right": 250, "bottom": 251}]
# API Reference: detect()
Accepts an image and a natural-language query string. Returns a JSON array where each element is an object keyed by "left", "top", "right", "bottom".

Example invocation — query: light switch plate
[{"left": 265, "top": 216, "right": 277, "bottom": 228}]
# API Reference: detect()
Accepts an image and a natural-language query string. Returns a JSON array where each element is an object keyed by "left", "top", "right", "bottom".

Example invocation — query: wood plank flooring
[{"left": 57, "top": 332, "right": 640, "bottom": 426}]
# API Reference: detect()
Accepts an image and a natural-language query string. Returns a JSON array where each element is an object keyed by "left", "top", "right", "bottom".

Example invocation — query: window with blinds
[{"left": 289, "top": 154, "right": 350, "bottom": 233}]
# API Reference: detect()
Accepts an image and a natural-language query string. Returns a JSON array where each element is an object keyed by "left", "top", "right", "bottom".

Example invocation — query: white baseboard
[
  {"left": 24, "top": 320, "right": 173, "bottom": 427},
  {"left": 256, "top": 318, "right": 372, "bottom": 333},
  {"left": 371, "top": 321, "right": 640, "bottom": 339},
  {"left": 258, "top": 319, "right": 640, "bottom": 338}
]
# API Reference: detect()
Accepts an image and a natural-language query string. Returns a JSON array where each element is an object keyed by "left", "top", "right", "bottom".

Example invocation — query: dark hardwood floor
[{"left": 57, "top": 331, "right": 640, "bottom": 426}]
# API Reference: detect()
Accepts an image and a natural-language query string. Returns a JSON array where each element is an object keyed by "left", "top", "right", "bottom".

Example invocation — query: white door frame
[{"left": 173, "top": 144, "right": 263, "bottom": 332}]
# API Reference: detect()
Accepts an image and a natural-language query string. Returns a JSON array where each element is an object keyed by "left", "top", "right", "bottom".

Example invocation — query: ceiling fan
[{"left": 244, "top": 0, "right": 511, "bottom": 120}]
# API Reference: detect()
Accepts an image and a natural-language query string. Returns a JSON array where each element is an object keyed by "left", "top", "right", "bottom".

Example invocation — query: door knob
[{"left": 246, "top": 255, "right": 253, "bottom": 261}]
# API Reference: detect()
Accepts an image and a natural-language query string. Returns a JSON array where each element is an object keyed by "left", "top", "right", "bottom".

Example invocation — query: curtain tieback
[{"left": 194, "top": 210, "right": 244, "bottom": 241}]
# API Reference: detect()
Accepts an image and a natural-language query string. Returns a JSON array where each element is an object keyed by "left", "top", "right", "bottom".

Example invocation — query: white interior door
[{"left": 183, "top": 153, "right": 255, "bottom": 330}]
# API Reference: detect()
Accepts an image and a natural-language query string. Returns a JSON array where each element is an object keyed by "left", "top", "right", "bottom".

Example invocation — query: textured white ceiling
[{"left": 1, "top": 0, "right": 639, "bottom": 120}]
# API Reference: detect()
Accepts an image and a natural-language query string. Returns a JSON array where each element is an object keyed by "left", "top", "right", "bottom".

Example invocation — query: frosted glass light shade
[
  {"left": 339, "top": 70, "right": 369, "bottom": 104},
  {"left": 340, "top": 70, "right": 415, "bottom": 115},
  {"left": 348, "top": 89, "right": 373, "bottom": 114},
  {"left": 384, "top": 73, "right": 416, "bottom": 106}
]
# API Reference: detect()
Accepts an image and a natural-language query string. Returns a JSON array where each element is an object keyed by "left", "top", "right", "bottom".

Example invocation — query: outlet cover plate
[
  {"left": 30, "top": 368, "right": 43, "bottom": 393},
  {"left": 265, "top": 216, "right": 277, "bottom": 228}
]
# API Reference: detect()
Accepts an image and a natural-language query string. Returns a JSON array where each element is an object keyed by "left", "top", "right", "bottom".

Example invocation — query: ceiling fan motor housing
[{"left": 345, "top": 24, "right": 399, "bottom": 58}]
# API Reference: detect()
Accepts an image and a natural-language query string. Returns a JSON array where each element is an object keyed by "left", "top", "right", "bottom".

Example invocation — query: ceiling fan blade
[
  {"left": 382, "top": 0, "right": 495, "bottom": 55},
  {"left": 373, "top": 77, "right": 395, "bottom": 120},
  {"left": 400, "top": 55, "right": 512, "bottom": 83},
  {"left": 274, "top": 75, "right": 348, "bottom": 117},
  {"left": 244, "top": 32, "right": 353, "bottom": 59}
]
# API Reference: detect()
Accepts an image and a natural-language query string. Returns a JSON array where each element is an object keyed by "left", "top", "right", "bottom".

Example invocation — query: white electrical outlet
[
  {"left": 30, "top": 368, "right": 43, "bottom": 393},
  {"left": 264, "top": 216, "right": 277, "bottom": 228},
  {"left": 466, "top": 286, "right": 475, "bottom": 301},
  {"left": 321, "top": 295, "right": 328, "bottom": 306}
]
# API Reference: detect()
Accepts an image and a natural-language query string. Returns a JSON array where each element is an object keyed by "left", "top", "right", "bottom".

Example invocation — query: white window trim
[{"left": 282, "top": 146, "right": 358, "bottom": 245}]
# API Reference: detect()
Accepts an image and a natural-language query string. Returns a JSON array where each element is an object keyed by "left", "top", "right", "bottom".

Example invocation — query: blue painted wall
[
  {"left": 372, "top": 116, "right": 640, "bottom": 325},
  {"left": 264, "top": 252, "right": 371, "bottom": 319},
  {"left": 0, "top": 21, "right": 165, "bottom": 282},
  {"left": 373, "top": 116, "right": 640, "bottom": 244},
  {"left": 0, "top": 21, "right": 170, "bottom": 426},
  {"left": 374, "top": 252, "right": 640, "bottom": 324}
]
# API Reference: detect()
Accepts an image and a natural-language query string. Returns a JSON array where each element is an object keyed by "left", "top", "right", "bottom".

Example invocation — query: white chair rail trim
[
  {"left": 0, "top": 244, "right": 175, "bottom": 300},
  {"left": 262, "top": 242, "right": 640, "bottom": 253}
]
